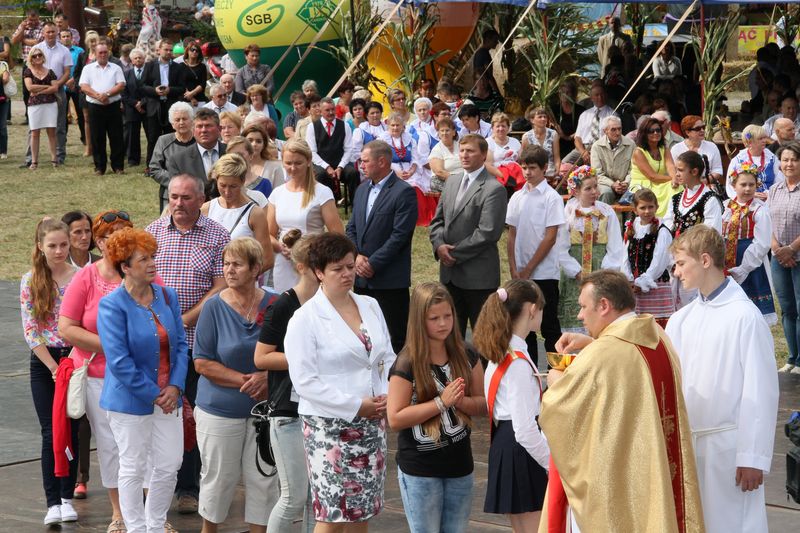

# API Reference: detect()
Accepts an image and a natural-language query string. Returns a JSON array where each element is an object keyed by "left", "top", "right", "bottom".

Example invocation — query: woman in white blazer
[{"left": 285, "top": 233, "right": 396, "bottom": 529}]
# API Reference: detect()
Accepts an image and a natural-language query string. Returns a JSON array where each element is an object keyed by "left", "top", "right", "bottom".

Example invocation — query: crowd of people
[{"left": 12, "top": 9, "right": 798, "bottom": 533}]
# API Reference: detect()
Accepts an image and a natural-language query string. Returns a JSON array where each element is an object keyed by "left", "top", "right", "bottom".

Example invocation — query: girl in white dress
[{"left": 267, "top": 140, "right": 344, "bottom": 292}]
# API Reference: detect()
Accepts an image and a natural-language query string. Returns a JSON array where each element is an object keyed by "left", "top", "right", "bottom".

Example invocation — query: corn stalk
[
  {"left": 776, "top": 5, "right": 800, "bottom": 49},
  {"left": 320, "top": 0, "right": 385, "bottom": 89},
  {"left": 691, "top": 15, "right": 754, "bottom": 139},
  {"left": 384, "top": 4, "right": 449, "bottom": 97},
  {"left": 517, "top": 6, "right": 587, "bottom": 109}
]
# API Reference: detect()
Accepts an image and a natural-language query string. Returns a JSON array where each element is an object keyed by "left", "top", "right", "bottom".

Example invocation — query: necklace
[
  {"left": 746, "top": 149, "right": 765, "bottom": 173},
  {"left": 391, "top": 135, "right": 407, "bottom": 159},
  {"left": 681, "top": 184, "right": 705, "bottom": 208},
  {"left": 230, "top": 289, "right": 259, "bottom": 322}
]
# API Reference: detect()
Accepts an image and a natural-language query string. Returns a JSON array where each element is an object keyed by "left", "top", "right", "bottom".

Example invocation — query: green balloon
[{"left": 173, "top": 43, "right": 185, "bottom": 55}]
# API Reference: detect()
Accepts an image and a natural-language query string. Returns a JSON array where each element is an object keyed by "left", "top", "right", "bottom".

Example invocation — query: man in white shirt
[
  {"left": 79, "top": 42, "right": 126, "bottom": 175},
  {"left": 763, "top": 95, "right": 800, "bottom": 139},
  {"left": 564, "top": 82, "right": 615, "bottom": 165},
  {"left": 666, "top": 225, "right": 778, "bottom": 533},
  {"left": 306, "top": 97, "right": 359, "bottom": 204},
  {"left": 203, "top": 84, "right": 238, "bottom": 115},
  {"left": 506, "top": 145, "right": 565, "bottom": 365},
  {"left": 457, "top": 103, "right": 491, "bottom": 138},
  {"left": 29, "top": 21, "right": 72, "bottom": 165}
]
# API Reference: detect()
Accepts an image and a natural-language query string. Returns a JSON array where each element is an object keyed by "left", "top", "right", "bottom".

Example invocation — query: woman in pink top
[{"left": 59, "top": 210, "right": 133, "bottom": 533}]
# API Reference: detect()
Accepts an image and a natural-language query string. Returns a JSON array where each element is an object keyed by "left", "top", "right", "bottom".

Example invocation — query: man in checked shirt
[{"left": 146, "top": 173, "right": 230, "bottom": 515}]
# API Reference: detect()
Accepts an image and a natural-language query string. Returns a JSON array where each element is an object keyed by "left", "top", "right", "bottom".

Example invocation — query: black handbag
[
  {"left": 786, "top": 411, "right": 800, "bottom": 503},
  {"left": 250, "top": 378, "right": 292, "bottom": 477}
]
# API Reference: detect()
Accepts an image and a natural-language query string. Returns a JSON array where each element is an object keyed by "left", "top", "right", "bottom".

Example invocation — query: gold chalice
[{"left": 546, "top": 352, "right": 576, "bottom": 371}]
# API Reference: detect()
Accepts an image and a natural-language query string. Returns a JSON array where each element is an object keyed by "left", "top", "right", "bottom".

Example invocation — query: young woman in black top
[
  {"left": 254, "top": 232, "right": 316, "bottom": 533},
  {"left": 387, "top": 282, "right": 486, "bottom": 533}
]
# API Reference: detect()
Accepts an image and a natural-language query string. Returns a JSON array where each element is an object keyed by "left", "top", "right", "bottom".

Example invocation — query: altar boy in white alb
[{"left": 666, "top": 225, "right": 778, "bottom": 533}]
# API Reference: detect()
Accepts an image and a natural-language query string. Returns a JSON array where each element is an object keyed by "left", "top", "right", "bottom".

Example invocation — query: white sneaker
[
  {"left": 60, "top": 499, "right": 77, "bottom": 522},
  {"left": 44, "top": 505, "right": 61, "bottom": 525},
  {"left": 779, "top": 363, "right": 795, "bottom": 373},
  {"left": 791, "top": 366, "right": 800, "bottom": 375}
]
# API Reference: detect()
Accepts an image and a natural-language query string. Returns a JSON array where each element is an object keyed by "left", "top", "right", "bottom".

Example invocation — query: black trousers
[
  {"left": 124, "top": 112, "right": 144, "bottom": 165},
  {"left": 524, "top": 278, "right": 561, "bottom": 368},
  {"left": 87, "top": 102, "right": 124, "bottom": 173},
  {"left": 445, "top": 282, "right": 495, "bottom": 339},
  {"left": 314, "top": 163, "right": 359, "bottom": 204},
  {"left": 65, "top": 89, "right": 85, "bottom": 144},
  {"left": 145, "top": 105, "right": 173, "bottom": 165},
  {"left": 30, "top": 347, "right": 79, "bottom": 507},
  {"left": 355, "top": 286, "right": 410, "bottom": 354},
  {"left": 176, "top": 354, "right": 200, "bottom": 498}
]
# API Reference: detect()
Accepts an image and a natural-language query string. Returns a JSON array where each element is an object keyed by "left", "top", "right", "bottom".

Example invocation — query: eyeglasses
[
  {"left": 647, "top": 128, "right": 662, "bottom": 134},
  {"left": 688, "top": 125, "right": 706, "bottom": 132},
  {"left": 100, "top": 211, "right": 130, "bottom": 223},
  {"left": 607, "top": 127, "right": 622, "bottom": 132}
]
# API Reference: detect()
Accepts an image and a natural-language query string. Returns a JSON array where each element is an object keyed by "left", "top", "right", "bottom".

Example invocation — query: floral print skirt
[{"left": 301, "top": 415, "right": 386, "bottom": 523}]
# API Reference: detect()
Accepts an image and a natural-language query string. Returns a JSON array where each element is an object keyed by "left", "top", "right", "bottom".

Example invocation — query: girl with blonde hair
[{"left": 267, "top": 139, "right": 343, "bottom": 292}]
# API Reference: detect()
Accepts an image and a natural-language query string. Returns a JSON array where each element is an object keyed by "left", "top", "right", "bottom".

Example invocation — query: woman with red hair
[
  {"left": 97, "top": 227, "right": 188, "bottom": 533},
  {"left": 669, "top": 114, "right": 724, "bottom": 186},
  {"left": 59, "top": 210, "right": 134, "bottom": 533}
]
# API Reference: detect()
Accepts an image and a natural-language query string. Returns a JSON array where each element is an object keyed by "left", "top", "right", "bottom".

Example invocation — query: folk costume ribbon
[
  {"left": 576, "top": 209, "right": 604, "bottom": 274},
  {"left": 724, "top": 200, "right": 751, "bottom": 271}
]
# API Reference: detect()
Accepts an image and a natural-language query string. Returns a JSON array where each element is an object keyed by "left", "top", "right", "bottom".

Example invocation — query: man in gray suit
[
  {"left": 167, "top": 108, "right": 226, "bottom": 199},
  {"left": 429, "top": 134, "right": 508, "bottom": 336}
]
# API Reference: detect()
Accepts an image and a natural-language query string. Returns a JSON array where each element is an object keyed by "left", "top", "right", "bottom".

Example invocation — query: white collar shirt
[
  {"left": 203, "top": 100, "right": 238, "bottom": 115},
  {"left": 33, "top": 40, "right": 72, "bottom": 82},
  {"left": 197, "top": 143, "right": 221, "bottom": 175},
  {"left": 78, "top": 61, "right": 125, "bottom": 105},
  {"left": 366, "top": 172, "right": 392, "bottom": 220},
  {"left": 505, "top": 179, "right": 566, "bottom": 280},
  {"left": 483, "top": 334, "right": 549, "bottom": 470},
  {"left": 575, "top": 105, "right": 615, "bottom": 145}
]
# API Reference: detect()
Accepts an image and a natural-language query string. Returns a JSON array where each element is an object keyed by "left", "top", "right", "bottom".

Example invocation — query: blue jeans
[
  {"left": 397, "top": 469, "right": 473, "bottom": 533},
  {"left": 267, "top": 416, "right": 314, "bottom": 533},
  {"left": 771, "top": 257, "right": 800, "bottom": 365}
]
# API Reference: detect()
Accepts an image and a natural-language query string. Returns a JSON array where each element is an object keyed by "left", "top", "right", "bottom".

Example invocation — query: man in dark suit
[
  {"left": 220, "top": 73, "right": 245, "bottom": 106},
  {"left": 122, "top": 48, "right": 147, "bottom": 167},
  {"left": 141, "top": 39, "right": 185, "bottom": 165},
  {"left": 305, "top": 97, "right": 359, "bottom": 203},
  {"left": 346, "top": 140, "right": 418, "bottom": 352},
  {"left": 429, "top": 134, "right": 508, "bottom": 337},
  {"left": 167, "top": 108, "right": 226, "bottom": 197}
]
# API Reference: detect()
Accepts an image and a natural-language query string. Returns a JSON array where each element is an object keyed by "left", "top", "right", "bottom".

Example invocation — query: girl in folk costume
[
  {"left": 486, "top": 112, "right": 524, "bottom": 196},
  {"left": 386, "top": 282, "right": 486, "bottom": 533},
  {"left": 664, "top": 151, "right": 723, "bottom": 307},
  {"left": 725, "top": 124, "right": 784, "bottom": 200},
  {"left": 621, "top": 189, "right": 676, "bottom": 327},
  {"left": 663, "top": 151, "right": 723, "bottom": 237},
  {"left": 557, "top": 166, "right": 625, "bottom": 332},
  {"left": 378, "top": 113, "right": 426, "bottom": 186},
  {"left": 723, "top": 163, "right": 777, "bottom": 324},
  {"left": 473, "top": 280, "right": 549, "bottom": 532}
]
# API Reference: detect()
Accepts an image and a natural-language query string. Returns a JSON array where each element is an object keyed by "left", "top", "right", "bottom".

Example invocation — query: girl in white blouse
[
  {"left": 473, "top": 280, "right": 549, "bottom": 532},
  {"left": 722, "top": 164, "right": 777, "bottom": 324}
]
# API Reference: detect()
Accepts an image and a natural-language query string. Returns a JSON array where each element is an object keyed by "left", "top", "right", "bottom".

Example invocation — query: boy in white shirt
[{"left": 506, "top": 145, "right": 566, "bottom": 365}]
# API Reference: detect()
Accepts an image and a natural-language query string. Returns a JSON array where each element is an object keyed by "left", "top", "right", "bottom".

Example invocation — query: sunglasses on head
[
  {"left": 688, "top": 125, "right": 706, "bottom": 132},
  {"left": 101, "top": 211, "right": 130, "bottom": 223}
]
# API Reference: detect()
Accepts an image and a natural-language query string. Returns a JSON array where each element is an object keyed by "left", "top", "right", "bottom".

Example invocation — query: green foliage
[
  {"left": 691, "top": 15, "right": 754, "bottom": 138},
  {"left": 516, "top": 5, "right": 602, "bottom": 108},
  {"left": 624, "top": 3, "right": 661, "bottom": 52},
  {"left": 384, "top": 5, "right": 449, "bottom": 97},
  {"left": 191, "top": 18, "right": 218, "bottom": 44},
  {"left": 776, "top": 5, "right": 800, "bottom": 50},
  {"left": 320, "top": 0, "right": 385, "bottom": 89}
]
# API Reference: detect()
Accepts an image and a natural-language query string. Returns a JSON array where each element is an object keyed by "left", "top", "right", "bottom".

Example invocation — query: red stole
[{"left": 546, "top": 339, "right": 686, "bottom": 533}]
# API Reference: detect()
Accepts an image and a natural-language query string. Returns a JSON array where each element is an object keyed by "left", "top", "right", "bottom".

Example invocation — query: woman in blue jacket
[{"left": 97, "top": 228, "right": 188, "bottom": 533}]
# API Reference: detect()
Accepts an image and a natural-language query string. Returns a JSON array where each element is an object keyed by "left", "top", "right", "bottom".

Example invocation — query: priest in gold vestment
[{"left": 538, "top": 271, "right": 705, "bottom": 533}]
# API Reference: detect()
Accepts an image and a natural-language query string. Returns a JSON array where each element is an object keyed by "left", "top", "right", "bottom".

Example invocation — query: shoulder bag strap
[
  {"left": 229, "top": 202, "right": 255, "bottom": 235},
  {"left": 486, "top": 352, "right": 516, "bottom": 437}
]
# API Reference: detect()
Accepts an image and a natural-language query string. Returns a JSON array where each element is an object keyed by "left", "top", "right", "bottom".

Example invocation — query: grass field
[{"left": 0, "top": 101, "right": 787, "bottom": 364}]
